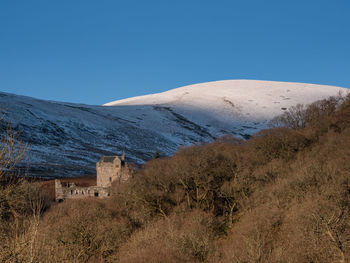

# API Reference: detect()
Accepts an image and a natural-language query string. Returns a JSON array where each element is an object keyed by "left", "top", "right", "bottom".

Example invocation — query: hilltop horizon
[{"left": 1, "top": 79, "right": 348, "bottom": 106}]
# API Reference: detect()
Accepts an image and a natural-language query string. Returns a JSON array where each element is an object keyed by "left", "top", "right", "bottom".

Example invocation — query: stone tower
[{"left": 96, "top": 154, "right": 129, "bottom": 187}]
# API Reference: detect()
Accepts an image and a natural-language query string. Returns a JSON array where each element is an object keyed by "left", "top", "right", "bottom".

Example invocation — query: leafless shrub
[
  {"left": 247, "top": 127, "right": 309, "bottom": 164},
  {"left": 117, "top": 209, "right": 216, "bottom": 263}
]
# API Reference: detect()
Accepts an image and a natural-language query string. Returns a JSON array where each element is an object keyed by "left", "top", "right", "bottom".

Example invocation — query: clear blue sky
[{"left": 1, "top": 0, "right": 349, "bottom": 105}]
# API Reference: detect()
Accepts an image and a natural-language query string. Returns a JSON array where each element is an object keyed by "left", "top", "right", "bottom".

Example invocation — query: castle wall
[
  {"left": 97, "top": 162, "right": 116, "bottom": 187},
  {"left": 55, "top": 179, "right": 110, "bottom": 202}
]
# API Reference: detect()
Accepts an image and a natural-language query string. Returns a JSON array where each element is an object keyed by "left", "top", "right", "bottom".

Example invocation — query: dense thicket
[{"left": 1, "top": 94, "right": 350, "bottom": 262}]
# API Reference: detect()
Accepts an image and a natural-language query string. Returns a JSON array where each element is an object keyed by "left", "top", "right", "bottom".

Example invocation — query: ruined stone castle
[{"left": 55, "top": 153, "right": 131, "bottom": 202}]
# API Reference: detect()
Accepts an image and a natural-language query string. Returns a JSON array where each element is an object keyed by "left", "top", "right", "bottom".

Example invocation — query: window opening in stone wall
[{"left": 94, "top": 192, "right": 99, "bottom": 197}]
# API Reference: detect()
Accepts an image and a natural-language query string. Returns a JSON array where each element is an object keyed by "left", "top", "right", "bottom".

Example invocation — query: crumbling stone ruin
[{"left": 55, "top": 153, "right": 131, "bottom": 202}]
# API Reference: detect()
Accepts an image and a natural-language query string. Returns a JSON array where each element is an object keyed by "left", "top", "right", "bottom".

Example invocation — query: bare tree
[
  {"left": 0, "top": 112, "right": 26, "bottom": 183},
  {"left": 269, "top": 104, "right": 307, "bottom": 129}
]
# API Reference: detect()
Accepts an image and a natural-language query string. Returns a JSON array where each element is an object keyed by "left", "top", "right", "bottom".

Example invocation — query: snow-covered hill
[{"left": 1, "top": 80, "right": 347, "bottom": 178}]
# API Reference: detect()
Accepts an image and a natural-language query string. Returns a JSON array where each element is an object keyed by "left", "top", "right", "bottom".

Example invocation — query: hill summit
[{"left": 0, "top": 80, "right": 347, "bottom": 178}]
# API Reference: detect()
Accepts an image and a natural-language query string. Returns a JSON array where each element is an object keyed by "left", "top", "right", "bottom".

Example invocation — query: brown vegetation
[{"left": 1, "top": 94, "right": 350, "bottom": 262}]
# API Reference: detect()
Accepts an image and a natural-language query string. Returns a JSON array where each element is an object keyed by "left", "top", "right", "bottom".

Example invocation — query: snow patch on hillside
[{"left": 1, "top": 80, "right": 347, "bottom": 178}]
